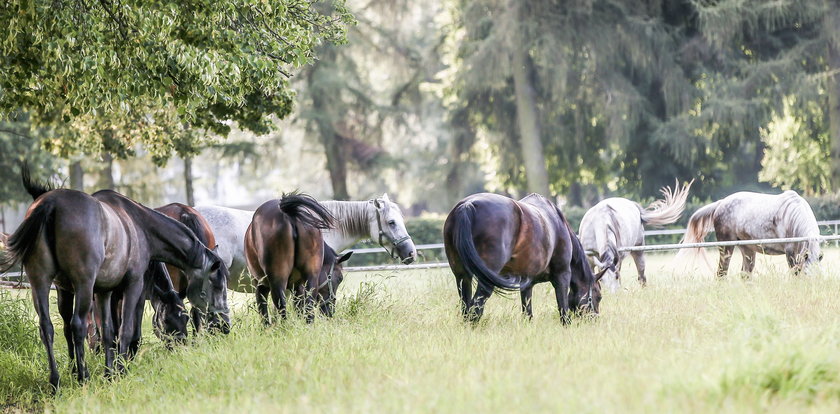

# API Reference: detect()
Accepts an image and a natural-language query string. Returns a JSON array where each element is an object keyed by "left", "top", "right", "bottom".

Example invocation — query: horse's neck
[
  {"left": 322, "top": 201, "right": 373, "bottom": 251},
  {"left": 131, "top": 205, "right": 197, "bottom": 268}
]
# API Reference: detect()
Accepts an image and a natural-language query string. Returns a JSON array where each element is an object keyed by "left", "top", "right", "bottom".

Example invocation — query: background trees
[{"left": 1, "top": 0, "right": 838, "bottom": 214}]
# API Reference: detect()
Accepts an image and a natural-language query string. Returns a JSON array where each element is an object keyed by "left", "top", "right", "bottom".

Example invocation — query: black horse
[
  {"left": 0, "top": 168, "right": 227, "bottom": 389},
  {"left": 443, "top": 193, "right": 603, "bottom": 323},
  {"left": 291, "top": 244, "right": 353, "bottom": 317}
]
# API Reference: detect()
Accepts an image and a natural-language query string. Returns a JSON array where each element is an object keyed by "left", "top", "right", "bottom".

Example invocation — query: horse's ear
[
  {"left": 382, "top": 193, "right": 390, "bottom": 202},
  {"left": 338, "top": 251, "right": 353, "bottom": 264},
  {"left": 373, "top": 198, "right": 383, "bottom": 209}
]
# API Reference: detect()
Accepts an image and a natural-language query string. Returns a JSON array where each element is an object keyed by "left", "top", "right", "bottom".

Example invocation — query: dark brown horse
[
  {"left": 151, "top": 203, "right": 230, "bottom": 334},
  {"left": 245, "top": 193, "right": 335, "bottom": 324},
  {"left": 0, "top": 169, "right": 226, "bottom": 389},
  {"left": 291, "top": 244, "right": 352, "bottom": 317},
  {"left": 443, "top": 193, "right": 603, "bottom": 323}
]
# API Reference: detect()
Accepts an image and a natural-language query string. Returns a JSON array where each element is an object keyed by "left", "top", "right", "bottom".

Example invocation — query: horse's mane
[
  {"left": 320, "top": 201, "right": 372, "bottom": 237},
  {"left": 602, "top": 205, "right": 622, "bottom": 263},
  {"left": 179, "top": 211, "right": 210, "bottom": 246},
  {"left": 777, "top": 191, "right": 819, "bottom": 237}
]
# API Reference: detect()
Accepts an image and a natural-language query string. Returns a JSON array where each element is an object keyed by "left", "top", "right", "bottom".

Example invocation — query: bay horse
[
  {"left": 290, "top": 244, "right": 353, "bottom": 317},
  {"left": 150, "top": 203, "right": 230, "bottom": 334},
  {"left": 244, "top": 193, "right": 335, "bottom": 324},
  {"left": 579, "top": 180, "right": 692, "bottom": 292},
  {"left": 197, "top": 193, "right": 416, "bottom": 292},
  {"left": 0, "top": 169, "right": 226, "bottom": 389},
  {"left": 680, "top": 190, "right": 822, "bottom": 278},
  {"left": 443, "top": 193, "right": 602, "bottom": 323}
]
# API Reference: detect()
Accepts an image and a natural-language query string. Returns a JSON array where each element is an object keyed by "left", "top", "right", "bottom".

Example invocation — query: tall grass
[{"left": 3, "top": 251, "right": 840, "bottom": 412}]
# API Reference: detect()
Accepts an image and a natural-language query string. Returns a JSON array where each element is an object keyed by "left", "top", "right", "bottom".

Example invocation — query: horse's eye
[{"left": 388, "top": 220, "right": 396, "bottom": 227}]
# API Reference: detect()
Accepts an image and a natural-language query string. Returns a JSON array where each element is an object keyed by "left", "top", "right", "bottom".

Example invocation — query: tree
[{"left": 0, "top": 0, "right": 353, "bottom": 161}]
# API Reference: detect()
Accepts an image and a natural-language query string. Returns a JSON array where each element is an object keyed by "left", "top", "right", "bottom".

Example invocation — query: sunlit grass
[{"left": 3, "top": 249, "right": 840, "bottom": 412}]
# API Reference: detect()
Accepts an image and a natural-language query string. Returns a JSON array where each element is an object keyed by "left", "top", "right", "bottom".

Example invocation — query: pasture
[{"left": 4, "top": 249, "right": 840, "bottom": 413}]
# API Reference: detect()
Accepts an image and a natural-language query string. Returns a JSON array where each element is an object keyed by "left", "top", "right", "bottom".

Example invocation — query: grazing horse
[
  {"left": 681, "top": 190, "right": 822, "bottom": 278},
  {"left": 443, "top": 193, "right": 602, "bottom": 323},
  {"left": 150, "top": 203, "right": 230, "bottom": 334},
  {"left": 244, "top": 193, "right": 335, "bottom": 324},
  {"left": 579, "top": 180, "right": 692, "bottom": 292},
  {"left": 197, "top": 193, "right": 416, "bottom": 292},
  {"left": 0, "top": 170, "right": 226, "bottom": 389},
  {"left": 291, "top": 245, "right": 353, "bottom": 317}
]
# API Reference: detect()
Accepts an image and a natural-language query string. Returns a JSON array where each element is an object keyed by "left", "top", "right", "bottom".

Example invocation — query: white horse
[
  {"left": 196, "top": 193, "right": 416, "bottom": 292},
  {"left": 681, "top": 190, "right": 822, "bottom": 278},
  {"left": 579, "top": 180, "right": 692, "bottom": 292}
]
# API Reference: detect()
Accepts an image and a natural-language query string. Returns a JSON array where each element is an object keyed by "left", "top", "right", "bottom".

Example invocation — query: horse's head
[
  {"left": 590, "top": 249, "right": 620, "bottom": 293},
  {"left": 319, "top": 250, "right": 353, "bottom": 317},
  {"left": 151, "top": 288, "right": 190, "bottom": 344},
  {"left": 570, "top": 267, "right": 603, "bottom": 315},
  {"left": 799, "top": 239, "right": 823, "bottom": 274},
  {"left": 184, "top": 245, "right": 230, "bottom": 333},
  {"left": 370, "top": 193, "right": 417, "bottom": 264}
]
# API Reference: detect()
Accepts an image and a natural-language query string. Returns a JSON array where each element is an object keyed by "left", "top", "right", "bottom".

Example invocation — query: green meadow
[{"left": 3, "top": 249, "right": 840, "bottom": 413}]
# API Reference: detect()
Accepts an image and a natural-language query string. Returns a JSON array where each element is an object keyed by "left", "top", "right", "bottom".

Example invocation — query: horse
[
  {"left": 578, "top": 180, "right": 692, "bottom": 292},
  {"left": 443, "top": 193, "right": 603, "bottom": 323},
  {"left": 680, "top": 190, "right": 822, "bottom": 278},
  {"left": 244, "top": 193, "right": 335, "bottom": 324},
  {"left": 150, "top": 203, "right": 230, "bottom": 334},
  {"left": 290, "top": 244, "right": 353, "bottom": 317},
  {"left": 0, "top": 169, "right": 226, "bottom": 388},
  {"left": 196, "top": 193, "right": 416, "bottom": 292}
]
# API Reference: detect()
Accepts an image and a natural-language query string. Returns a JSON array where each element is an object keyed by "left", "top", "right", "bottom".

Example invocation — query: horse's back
[
  {"left": 579, "top": 198, "right": 644, "bottom": 251},
  {"left": 195, "top": 205, "right": 253, "bottom": 276}
]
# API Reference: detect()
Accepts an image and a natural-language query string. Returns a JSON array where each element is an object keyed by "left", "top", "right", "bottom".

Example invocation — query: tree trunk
[
  {"left": 308, "top": 50, "right": 350, "bottom": 200},
  {"left": 99, "top": 153, "right": 115, "bottom": 190},
  {"left": 511, "top": 3, "right": 550, "bottom": 196},
  {"left": 828, "top": 0, "right": 840, "bottom": 190},
  {"left": 184, "top": 156, "right": 195, "bottom": 206},
  {"left": 69, "top": 161, "right": 84, "bottom": 191}
]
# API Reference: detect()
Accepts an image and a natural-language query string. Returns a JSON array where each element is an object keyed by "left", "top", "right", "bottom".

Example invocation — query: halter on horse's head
[{"left": 370, "top": 193, "right": 417, "bottom": 264}]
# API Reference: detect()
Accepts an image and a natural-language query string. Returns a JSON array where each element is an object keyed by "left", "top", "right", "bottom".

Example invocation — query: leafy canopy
[{"left": 0, "top": 0, "right": 354, "bottom": 160}]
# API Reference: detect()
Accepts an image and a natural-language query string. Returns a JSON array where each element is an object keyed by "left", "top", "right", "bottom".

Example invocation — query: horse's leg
[
  {"left": 631, "top": 251, "right": 647, "bottom": 287},
  {"left": 268, "top": 275, "right": 290, "bottom": 322},
  {"left": 31, "top": 278, "right": 60, "bottom": 389},
  {"left": 550, "top": 263, "right": 573, "bottom": 324},
  {"left": 70, "top": 280, "right": 94, "bottom": 383},
  {"left": 87, "top": 297, "right": 102, "bottom": 354},
  {"left": 95, "top": 291, "right": 116, "bottom": 378},
  {"left": 190, "top": 307, "right": 203, "bottom": 333},
  {"left": 128, "top": 291, "right": 146, "bottom": 358},
  {"left": 467, "top": 282, "right": 494, "bottom": 324},
  {"left": 292, "top": 283, "right": 305, "bottom": 315},
  {"left": 716, "top": 246, "right": 734, "bottom": 279},
  {"left": 115, "top": 275, "right": 143, "bottom": 374},
  {"left": 255, "top": 283, "right": 271, "bottom": 325},
  {"left": 520, "top": 285, "right": 534, "bottom": 320},
  {"left": 302, "top": 272, "right": 321, "bottom": 324},
  {"left": 739, "top": 247, "right": 756, "bottom": 279},
  {"left": 56, "top": 288, "right": 77, "bottom": 372}
]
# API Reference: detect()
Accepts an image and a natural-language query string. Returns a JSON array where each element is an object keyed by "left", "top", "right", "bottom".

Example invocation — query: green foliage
[
  {"left": 0, "top": 0, "right": 354, "bottom": 161},
  {"left": 759, "top": 96, "right": 830, "bottom": 195}
]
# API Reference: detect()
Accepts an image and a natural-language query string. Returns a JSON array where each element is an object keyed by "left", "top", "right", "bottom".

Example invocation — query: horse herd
[{"left": 0, "top": 167, "right": 826, "bottom": 390}]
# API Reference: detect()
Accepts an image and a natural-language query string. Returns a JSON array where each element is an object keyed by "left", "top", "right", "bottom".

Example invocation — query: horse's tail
[
  {"left": 675, "top": 200, "right": 720, "bottom": 265},
  {"left": 451, "top": 202, "right": 520, "bottom": 291},
  {"left": 21, "top": 163, "right": 56, "bottom": 200},
  {"left": 640, "top": 179, "right": 693, "bottom": 227},
  {"left": 278, "top": 191, "right": 335, "bottom": 230},
  {"left": 0, "top": 198, "right": 56, "bottom": 273}
]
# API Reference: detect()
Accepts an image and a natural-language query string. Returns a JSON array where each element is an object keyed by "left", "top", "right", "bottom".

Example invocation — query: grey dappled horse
[
  {"left": 579, "top": 180, "right": 692, "bottom": 292},
  {"left": 681, "top": 190, "right": 822, "bottom": 278}
]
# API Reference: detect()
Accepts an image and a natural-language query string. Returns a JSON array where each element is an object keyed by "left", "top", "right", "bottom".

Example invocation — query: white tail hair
[
  {"left": 640, "top": 179, "right": 694, "bottom": 227},
  {"left": 675, "top": 199, "right": 721, "bottom": 265}
]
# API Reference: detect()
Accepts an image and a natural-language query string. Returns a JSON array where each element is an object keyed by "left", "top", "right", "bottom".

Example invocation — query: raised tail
[
  {"left": 0, "top": 198, "right": 56, "bottom": 272},
  {"left": 21, "top": 163, "right": 56, "bottom": 201},
  {"left": 674, "top": 199, "right": 721, "bottom": 265},
  {"left": 451, "top": 202, "right": 520, "bottom": 291},
  {"left": 640, "top": 179, "right": 694, "bottom": 227},
  {"left": 278, "top": 191, "right": 335, "bottom": 230}
]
